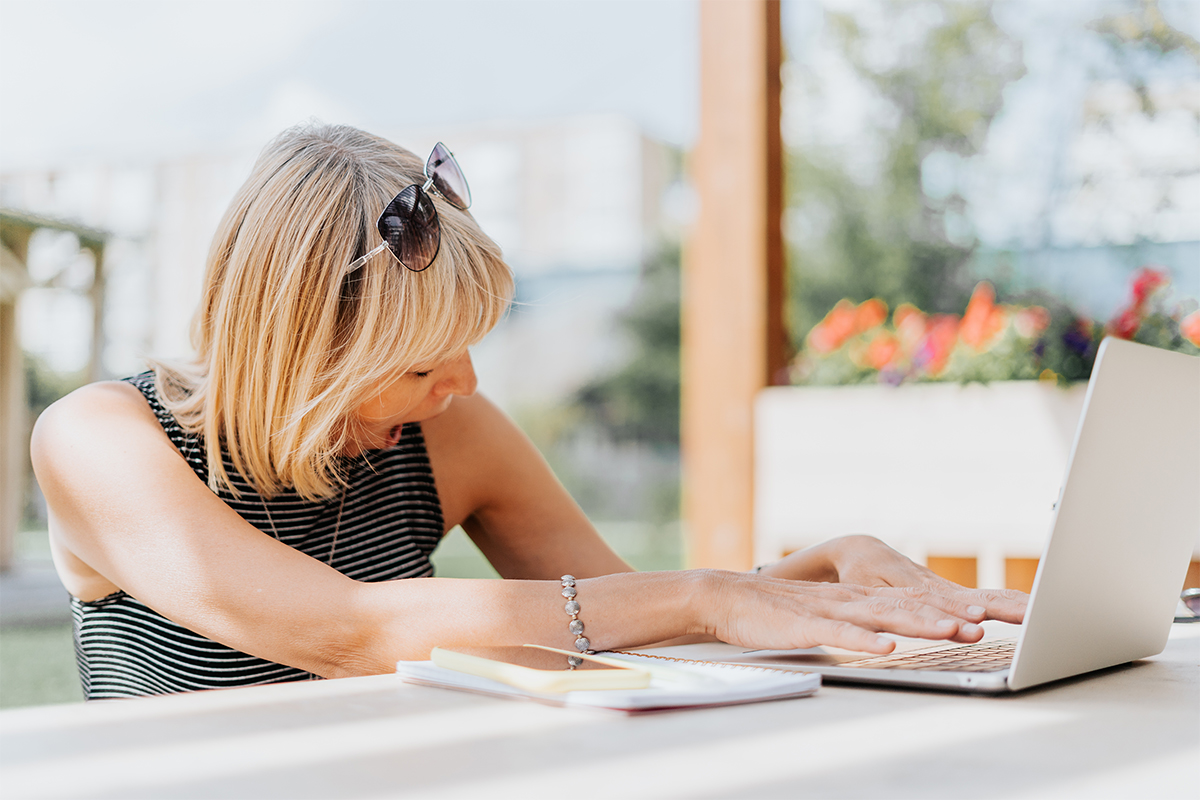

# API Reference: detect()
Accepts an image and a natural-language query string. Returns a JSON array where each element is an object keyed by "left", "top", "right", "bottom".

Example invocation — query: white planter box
[{"left": 754, "top": 382, "right": 1089, "bottom": 588}]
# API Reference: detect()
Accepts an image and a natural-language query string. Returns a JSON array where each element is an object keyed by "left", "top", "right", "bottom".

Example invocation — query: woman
[{"left": 32, "top": 124, "right": 1026, "bottom": 699}]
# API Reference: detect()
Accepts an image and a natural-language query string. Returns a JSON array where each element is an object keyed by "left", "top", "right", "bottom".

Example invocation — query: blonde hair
[{"left": 154, "top": 123, "right": 513, "bottom": 500}]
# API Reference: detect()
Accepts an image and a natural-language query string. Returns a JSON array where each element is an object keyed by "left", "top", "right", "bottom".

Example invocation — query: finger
[
  {"left": 955, "top": 587, "right": 1029, "bottom": 624},
  {"left": 880, "top": 584, "right": 1027, "bottom": 625},
  {"left": 875, "top": 585, "right": 991, "bottom": 624},
  {"left": 834, "top": 595, "right": 984, "bottom": 643},
  {"left": 793, "top": 617, "right": 899, "bottom": 654}
]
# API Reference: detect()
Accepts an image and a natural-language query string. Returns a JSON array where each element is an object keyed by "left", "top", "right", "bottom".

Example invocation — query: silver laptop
[{"left": 736, "top": 337, "right": 1200, "bottom": 693}]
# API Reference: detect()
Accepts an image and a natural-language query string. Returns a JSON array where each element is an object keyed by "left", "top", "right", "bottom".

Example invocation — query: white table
[{"left": 3, "top": 626, "right": 1197, "bottom": 800}]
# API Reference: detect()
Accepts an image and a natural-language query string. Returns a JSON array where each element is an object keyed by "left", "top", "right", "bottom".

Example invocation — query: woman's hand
[
  {"left": 758, "top": 535, "right": 1028, "bottom": 625},
  {"left": 701, "top": 570, "right": 1000, "bottom": 654}
]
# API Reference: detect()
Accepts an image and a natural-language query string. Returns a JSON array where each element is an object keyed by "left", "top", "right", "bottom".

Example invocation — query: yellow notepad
[{"left": 430, "top": 645, "right": 651, "bottom": 693}]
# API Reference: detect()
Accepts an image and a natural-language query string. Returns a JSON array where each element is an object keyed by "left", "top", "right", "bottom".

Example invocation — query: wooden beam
[
  {"left": 682, "top": 0, "right": 786, "bottom": 570},
  {"left": 0, "top": 227, "right": 32, "bottom": 572},
  {"left": 85, "top": 243, "right": 106, "bottom": 382}
]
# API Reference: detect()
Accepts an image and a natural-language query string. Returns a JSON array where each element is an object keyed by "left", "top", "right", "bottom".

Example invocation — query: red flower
[
  {"left": 1108, "top": 307, "right": 1141, "bottom": 340},
  {"left": 1130, "top": 267, "right": 1169, "bottom": 308}
]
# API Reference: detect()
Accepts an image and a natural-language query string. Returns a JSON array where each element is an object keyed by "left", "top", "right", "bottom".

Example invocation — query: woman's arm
[{"left": 32, "top": 384, "right": 1017, "bottom": 681}]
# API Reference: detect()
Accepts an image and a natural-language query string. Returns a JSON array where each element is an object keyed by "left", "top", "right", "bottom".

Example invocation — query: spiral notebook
[{"left": 395, "top": 650, "right": 820, "bottom": 712}]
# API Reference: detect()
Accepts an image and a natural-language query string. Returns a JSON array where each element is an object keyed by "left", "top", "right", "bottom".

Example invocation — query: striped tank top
[{"left": 71, "top": 372, "right": 445, "bottom": 699}]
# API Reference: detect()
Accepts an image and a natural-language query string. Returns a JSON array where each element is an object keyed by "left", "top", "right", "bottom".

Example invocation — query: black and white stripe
[{"left": 72, "top": 372, "right": 444, "bottom": 699}]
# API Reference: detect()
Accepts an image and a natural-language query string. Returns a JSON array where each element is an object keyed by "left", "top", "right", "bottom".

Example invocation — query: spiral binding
[{"left": 610, "top": 650, "right": 802, "bottom": 676}]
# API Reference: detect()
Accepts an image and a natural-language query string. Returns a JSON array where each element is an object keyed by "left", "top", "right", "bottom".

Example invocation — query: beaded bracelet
[{"left": 561, "top": 575, "right": 592, "bottom": 663}]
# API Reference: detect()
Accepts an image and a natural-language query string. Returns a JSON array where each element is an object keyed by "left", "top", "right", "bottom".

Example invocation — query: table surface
[{"left": 3, "top": 625, "right": 1197, "bottom": 800}]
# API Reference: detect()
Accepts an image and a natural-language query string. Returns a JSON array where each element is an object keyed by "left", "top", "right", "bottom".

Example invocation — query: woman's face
[{"left": 342, "top": 349, "right": 477, "bottom": 455}]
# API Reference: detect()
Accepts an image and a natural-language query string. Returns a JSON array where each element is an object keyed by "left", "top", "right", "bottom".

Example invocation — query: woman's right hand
[{"left": 702, "top": 570, "right": 990, "bottom": 654}]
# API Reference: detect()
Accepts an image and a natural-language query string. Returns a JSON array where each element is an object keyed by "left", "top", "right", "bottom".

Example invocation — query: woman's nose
[{"left": 437, "top": 351, "right": 477, "bottom": 398}]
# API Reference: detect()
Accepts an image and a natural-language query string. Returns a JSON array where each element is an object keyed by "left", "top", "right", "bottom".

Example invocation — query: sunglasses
[{"left": 345, "top": 142, "right": 471, "bottom": 275}]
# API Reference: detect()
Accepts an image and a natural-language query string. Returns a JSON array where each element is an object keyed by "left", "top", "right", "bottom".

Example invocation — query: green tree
[
  {"left": 572, "top": 246, "right": 681, "bottom": 449},
  {"left": 787, "top": 0, "right": 1025, "bottom": 340}
]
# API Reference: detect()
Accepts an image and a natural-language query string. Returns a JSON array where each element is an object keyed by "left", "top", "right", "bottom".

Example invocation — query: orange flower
[
  {"left": 1182, "top": 310, "right": 1200, "bottom": 347},
  {"left": 865, "top": 331, "right": 900, "bottom": 370},
  {"left": 959, "top": 282, "right": 1007, "bottom": 351},
  {"left": 918, "top": 315, "right": 960, "bottom": 377},
  {"left": 894, "top": 304, "right": 927, "bottom": 357},
  {"left": 854, "top": 298, "right": 888, "bottom": 333},
  {"left": 893, "top": 302, "right": 924, "bottom": 331},
  {"left": 808, "top": 299, "right": 858, "bottom": 353}
]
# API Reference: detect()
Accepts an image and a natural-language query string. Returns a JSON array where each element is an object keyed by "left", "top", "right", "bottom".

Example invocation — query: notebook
[
  {"left": 628, "top": 337, "right": 1200, "bottom": 694},
  {"left": 395, "top": 651, "right": 820, "bottom": 712}
]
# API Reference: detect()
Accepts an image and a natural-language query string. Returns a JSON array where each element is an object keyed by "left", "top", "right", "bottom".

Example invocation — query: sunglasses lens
[
  {"left": 377, "top": 184, "right": 440, "bottom": 272},
  {"left": 426, "top": 142, "right": 471, "bottom": 210}
]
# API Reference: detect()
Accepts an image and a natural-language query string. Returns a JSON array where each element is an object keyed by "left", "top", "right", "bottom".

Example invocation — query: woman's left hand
[{"left": 758, "top": 535, "right": 1028, "bottom": 625}]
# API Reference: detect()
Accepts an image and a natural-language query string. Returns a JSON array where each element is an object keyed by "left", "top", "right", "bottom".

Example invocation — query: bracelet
[{"left": 561, "top": 575, "right": 593, "bottom": 661}]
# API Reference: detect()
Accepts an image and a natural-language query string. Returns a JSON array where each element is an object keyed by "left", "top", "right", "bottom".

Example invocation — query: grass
[
  {"left": 1, "top": 527, "right": 81, "bottom": 709},
  {"left": 0, "top": 624, "right": 82, "bottom": 709}
]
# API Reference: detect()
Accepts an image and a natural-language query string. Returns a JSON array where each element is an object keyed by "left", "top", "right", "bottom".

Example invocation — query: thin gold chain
[{"left": 261, "top": 487, "right": 347, "bottom": 567}]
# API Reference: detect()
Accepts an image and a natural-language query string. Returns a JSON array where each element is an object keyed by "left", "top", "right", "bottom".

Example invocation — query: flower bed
[{"left": 789, "top": 267, "right": 1199, "bottom": 387}]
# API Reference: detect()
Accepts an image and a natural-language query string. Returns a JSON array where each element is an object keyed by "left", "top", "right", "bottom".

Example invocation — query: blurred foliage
[
  {"left": 1092, "top": 0, "right": 1200, "bottom": 66},
  {"left": 23, "top": 354, "right": 85, "bottom": 525},
  {"left": 572, "top": 246, "right": 681, "bottom": 449},
  {"left": 1089, "top": 0, "right": 1200, "bottom": 117},
  {"left": 787, "top": 0, "right": 1025, "bottom": 342},
  {"left": 25, "top": 353, "right": 85, "bottom": 420}
]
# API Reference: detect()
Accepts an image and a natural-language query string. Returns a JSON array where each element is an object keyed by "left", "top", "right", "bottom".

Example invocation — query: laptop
[{"left": 661, "top": 337, "right": 1200, "bottom": 693}]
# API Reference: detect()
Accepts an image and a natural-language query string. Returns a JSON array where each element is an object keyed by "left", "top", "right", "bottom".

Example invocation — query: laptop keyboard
[{"left": 841, "top": 638, "right": 1017, "bottom": 673}]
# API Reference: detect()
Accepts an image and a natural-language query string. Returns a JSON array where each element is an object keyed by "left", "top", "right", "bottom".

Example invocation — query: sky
[
  {"left": 0, "top": 0, "right": 698, "bottom": 171},
  {"left": 4, "top": 0, "right": 1197, "bottom": 180}
]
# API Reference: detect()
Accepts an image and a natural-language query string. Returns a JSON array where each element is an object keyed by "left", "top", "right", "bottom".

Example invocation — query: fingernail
[
  {"left": 968, "top": 606, "right": 986, "bottom": 616},
  {"left": 936, "top": 619, "right": 956, "bottom": 629},
  {"left": 875, "top": 636, "right": 892, "bottom": 648},
  {"left": 962, "top": 623, "right": 982, "bottom": 636}
]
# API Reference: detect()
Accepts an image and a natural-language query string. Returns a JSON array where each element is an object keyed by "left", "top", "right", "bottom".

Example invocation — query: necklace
[{"left": 261, "top": 487, "right": 348, "bottom": 567}]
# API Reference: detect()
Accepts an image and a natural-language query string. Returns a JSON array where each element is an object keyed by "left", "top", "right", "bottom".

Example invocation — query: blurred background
[{"left": 2, "top": 0, "right": 1197, "bottom": 707}]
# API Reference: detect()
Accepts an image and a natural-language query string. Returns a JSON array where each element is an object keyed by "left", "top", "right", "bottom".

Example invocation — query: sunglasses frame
[{"left": 344, "top": 142, "right": 471, "bottom": 275}]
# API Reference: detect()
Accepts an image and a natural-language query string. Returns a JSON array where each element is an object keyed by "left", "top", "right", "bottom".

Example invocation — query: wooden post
[
  {"left": 0, "top": 226, "right": 32, "bottom": 572},
  {"left": 85, "top": 243, "right": 106, "bottom": 382},
  {"left": 682, "top": 0, "right": 787, "bottom": 569}
]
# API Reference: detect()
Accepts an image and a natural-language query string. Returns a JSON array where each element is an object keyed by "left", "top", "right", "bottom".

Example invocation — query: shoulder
[
  {"left": 420, "top": 391, "right": 513, "bottom": 449},
  {"left": 35, "top": 380, "right": 154, "bottom": 433},
  {"left": 31, "top": 381, "right": 162, "bottom": 469}
]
